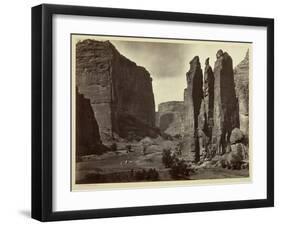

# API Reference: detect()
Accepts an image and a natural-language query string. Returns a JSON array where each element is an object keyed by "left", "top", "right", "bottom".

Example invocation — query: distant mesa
[{"left": 156, "top": 101, "right": 185, "bottom": 137}]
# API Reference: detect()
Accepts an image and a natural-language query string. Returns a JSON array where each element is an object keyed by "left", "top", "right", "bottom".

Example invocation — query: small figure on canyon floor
[
  {"left": 142, "top": 145, "right": 147, "bottom": 155},
  {"left": 126, "top": 144, "right": 132, "bottom": 153}
]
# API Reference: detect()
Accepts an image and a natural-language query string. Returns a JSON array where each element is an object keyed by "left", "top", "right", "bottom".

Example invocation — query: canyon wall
[
  {"left": 76, "top": 39, "right": 157, "bottom": 142},
  {"left": 76, "top": 90, "right": 102, "bottom": 156},
  {"left": 234, "top": 50, "right": 249, "bottom": 137},
  {"left": 156, "top": 101, "right": 185, "bottom": 136}
]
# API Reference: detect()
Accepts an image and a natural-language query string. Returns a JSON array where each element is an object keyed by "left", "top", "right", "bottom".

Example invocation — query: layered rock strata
[{"left": 76, "top": 39, "right": 157, "bottom": 142}]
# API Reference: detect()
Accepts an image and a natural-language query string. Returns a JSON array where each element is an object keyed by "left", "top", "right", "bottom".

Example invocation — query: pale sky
[{"left": 75, "top": 35, "right": 251, "bottom": 111}]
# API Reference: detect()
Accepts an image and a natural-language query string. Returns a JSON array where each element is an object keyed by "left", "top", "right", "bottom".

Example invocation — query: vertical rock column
[
  {"left": 203, "top": 57, "right": 214, "bottom": 136},
  {"left": 212, "top": 50, "right": 239, "bottom": 155},
  {"left": 182, "top": 56, "right": 203, "bottom": 162},
  {"left": 234, "top": 50, "right": 249, "bottom": 137}
]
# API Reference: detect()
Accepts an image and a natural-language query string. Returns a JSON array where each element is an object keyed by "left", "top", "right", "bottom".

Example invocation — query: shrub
[
  {"left": 162, "top": 149, "right": 176, "bottom": 168},
  {"left": 135, "top": 168, "right": 159, "bottom": 181},
  {"left": 146, "top": 168, "right": 159, "bottom": 181},
  {"left": 170, "top": 159, "right": 191, "bottom": 179},
  {"left": 162, "top": 148, "right": 192, "bottom": 179}
]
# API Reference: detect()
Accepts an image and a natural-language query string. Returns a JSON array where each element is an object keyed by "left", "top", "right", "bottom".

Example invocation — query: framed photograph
[{"left": 32, "top": 4, "right": 274, "bottom": 221}]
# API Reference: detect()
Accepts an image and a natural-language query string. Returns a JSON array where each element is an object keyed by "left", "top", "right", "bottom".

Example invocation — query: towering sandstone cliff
[
  {"left": 234, "top": 50, "right": 249, "bottom": 137},
  {"left": 182, "top": 56, "right": 203, "bottom": 161},
  {"left": 178, "top": 50, "right": 245, "bottom": 162},
  {"left": 76, "top": 39, "right": 157, "bottom": 142},
  {"left": 212, "top": 50, "right": 240, "bottom": 155},
  {"left": 203, "top": 57, "right": 214, "bottom": 136}
]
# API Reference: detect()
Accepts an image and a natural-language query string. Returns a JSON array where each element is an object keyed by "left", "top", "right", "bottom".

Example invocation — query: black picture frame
[{"left": 32, "top": 3, "right": 274, "bottom": 222}]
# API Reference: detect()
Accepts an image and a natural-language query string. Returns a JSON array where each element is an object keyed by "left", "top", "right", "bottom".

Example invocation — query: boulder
[
  {"left": 231, "top": 143, "right": 248, "bottom": 160},
  {"left": 230, "top": 128, "right": 244, "bottom": 144}
]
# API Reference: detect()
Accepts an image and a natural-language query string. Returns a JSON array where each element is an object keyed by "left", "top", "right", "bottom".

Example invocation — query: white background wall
[{"left": 0, "top": 0, "right": 279, "bottom": 225}]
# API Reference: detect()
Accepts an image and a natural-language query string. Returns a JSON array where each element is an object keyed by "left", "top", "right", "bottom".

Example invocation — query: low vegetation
[
  {"left": 162, "top": 149, "right": 193, "bottom": 179},
  {"left": 162, "top": 149, "right": 176, "bottom": 168},
  {"left": 79, "top": 168, "right": 159, "bottom": 184}
]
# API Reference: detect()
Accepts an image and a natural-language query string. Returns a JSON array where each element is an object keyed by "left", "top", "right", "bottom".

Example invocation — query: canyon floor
[{"left": 75, "top": 138, "right": 249, "bottom": 185}]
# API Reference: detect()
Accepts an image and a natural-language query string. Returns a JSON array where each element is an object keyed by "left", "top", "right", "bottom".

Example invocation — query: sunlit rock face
[
  {"left": 76, "top": 39, "right": 157, "bottom": 142},
  {"left": 234, "top": 50, "right": 249, "bottom": 137}
]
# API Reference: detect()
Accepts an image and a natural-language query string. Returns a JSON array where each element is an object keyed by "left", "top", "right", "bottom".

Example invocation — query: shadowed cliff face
[
  {"left": 76, "top": 39, "right": 157, "bottom": 142},
  {"left": 182, "top": 56, "right": 203, "bottom": 161},
  {"left": 212, "top": 50, "right": 240, "bottom": 155},
  {"left": 203, "top": 58, "right": 214, "bottom": 136},
  {"left": 184, "top": 56, "right": 203, "bottom": 134},
  {"left": 76, "top": 90, "right": 102, "bottom": 156}
]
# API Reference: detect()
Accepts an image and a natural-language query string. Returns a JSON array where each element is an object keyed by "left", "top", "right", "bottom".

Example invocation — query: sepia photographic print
[{"left": 72, "top": 34, "right": 251, "bottom": 190}]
